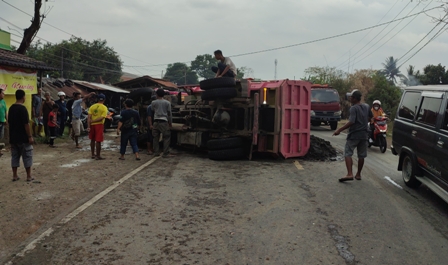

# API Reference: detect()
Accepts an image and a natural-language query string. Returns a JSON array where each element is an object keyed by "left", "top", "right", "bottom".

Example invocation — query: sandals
[
  {"left": 119, "top": 157, "right": 125, "bottom": 160},
  {"left": 12, "top": 177, "right": 20, "bottom": 182},
  {"left": 96, "top": 157, "right": 105, "bottom": 160},
  {"left": 338, "top": 177, "right": 354, "bottom": 182},
  {"left": 26, "top": 178, "right": 35, "bottom": 182}
]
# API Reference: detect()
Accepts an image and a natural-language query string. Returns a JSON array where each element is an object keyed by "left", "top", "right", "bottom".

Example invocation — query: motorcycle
[
  {"left": 104, "top": 107, "right": 121, "bottom": 131},
  {"left": 369, "top": 116, "right": 388, "bottom": 153}
]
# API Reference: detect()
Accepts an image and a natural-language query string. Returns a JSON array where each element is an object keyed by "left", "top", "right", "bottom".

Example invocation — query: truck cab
[{"left": 310, "top": 84, "right": 341, "bottom": 130}]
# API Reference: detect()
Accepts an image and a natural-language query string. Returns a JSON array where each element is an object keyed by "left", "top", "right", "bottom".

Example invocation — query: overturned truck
[{"left": 171, "top": 78, "right": 311, "bottom": 160}]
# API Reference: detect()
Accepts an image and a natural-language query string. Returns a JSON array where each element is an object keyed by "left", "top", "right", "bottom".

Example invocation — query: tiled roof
[{"left": 0, "top": 48, "right": 57, "bottom": 71}]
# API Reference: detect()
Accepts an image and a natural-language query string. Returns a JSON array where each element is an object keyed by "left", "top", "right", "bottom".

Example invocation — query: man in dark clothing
[
  {"left": 42, "top": 91, "right": 54, "bottom": 140},
  {"left": 146, "top": 95, "right": 156, "bottom": 155},
  {"left": 333, "top": 90, "right": 372, "bottom": 182},
  {"left": 8, "top": 89, "right": 35, "bottom": 182},
  {"left": 151, "top": 89, "right": 174, "bottom": 158},
  {"left": 117, "top": 99, "right": 141, "bottom": 160}
]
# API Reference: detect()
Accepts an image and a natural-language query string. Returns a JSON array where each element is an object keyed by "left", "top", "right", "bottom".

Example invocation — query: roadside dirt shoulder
[{"left": 0, "top": 131, "right": 151, "bottom": 262}]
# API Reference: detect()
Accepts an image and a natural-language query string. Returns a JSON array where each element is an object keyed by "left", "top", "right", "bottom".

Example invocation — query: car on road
[{"left": 391, "top": 85, "right": 448, "bottom": 203}]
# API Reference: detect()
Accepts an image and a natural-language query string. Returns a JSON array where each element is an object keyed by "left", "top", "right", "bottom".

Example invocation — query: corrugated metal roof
[
  {"left": 73, "top": 81, "right": 129, "bottom": 94},
  {"left": 114, "top": 75, "right": 178, "bottom": 90},
  {"left": 0, "top": 49, "right": 57, "bottom": 71}
]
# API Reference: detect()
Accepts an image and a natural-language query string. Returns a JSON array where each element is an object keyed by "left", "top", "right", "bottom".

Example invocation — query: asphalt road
[{"left": 5, "top": 131, "right": 448, "bottom": 265}]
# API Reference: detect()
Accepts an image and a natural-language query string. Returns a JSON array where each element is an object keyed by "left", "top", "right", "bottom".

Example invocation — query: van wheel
[
  {"left": 330, "top": 121, "right": 338, "bottom": 130},
  {"left": 402, "top": 155, "right": 421, "bottom": 188},
  {"left": 208, "top": 147, "right": 244, "bottom": 160},
  {"left": 200, "top": 77, "right": 236, "bottom": 90},
  {"left": 311, "top": 121, "right": 320, "bottom": 127},
  {"left": 207, "top": 137, "right": 243, "bottom": 150},
  {"left": 379, "top": 137, "right": 387, "bottom": 153},
  {"left": 201, "top": 87, "right": 237, "bottom": 101}
]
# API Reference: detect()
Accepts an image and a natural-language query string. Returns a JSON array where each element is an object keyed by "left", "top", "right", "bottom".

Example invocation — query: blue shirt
[
  {"left": 55, "top": 99, "right": 67, "bottom": 115},
  {"left": 72, "top": 99, "right": 83, "bottom": 118}
]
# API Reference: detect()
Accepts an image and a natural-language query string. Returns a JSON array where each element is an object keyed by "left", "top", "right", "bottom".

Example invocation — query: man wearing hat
[
  {"left": 333, "top": 90, "right": 372, "bottom": 182},
  {"left": 87, "top": 94, "right": 108, "bottom": 160}
]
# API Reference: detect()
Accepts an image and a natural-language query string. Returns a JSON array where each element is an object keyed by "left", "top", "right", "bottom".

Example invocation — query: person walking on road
[
  {"left": 71, "top": 92, "right": 95, "bottom": 149},
  {"left": 47, "top": 104, "right": 59, "bottom": 148},
  {"left": 117, "top": 99, "right": 141, "bottom": 160},
  {"left": 32, "top": 87, "right": 43, "bottom": 137},
  {"left": 55, "top": 91, "right": 67, "bottom": 136},
  {"left": 211, "top": 50, "right": 237, "bottom": 78},
  {"left": 0, "top": 88, "right": 8, "bottom": 158},
  {"left": 42, "top": 91, "right": 54, "bottom": 140},
  {"left": 87, "top": 93, "right": 108, "bottom": 160},
  {"left": 146, "top": 95, "right": 156, "bottom": 155},
  {"left": 8, "top": 89, "right": 35, "bottom": 182},
  {"left": 151, "top": 89, "right": 174, "bottom": 158},
  {"left": 333, "top": 90, "right": 372, "bottom": 182}
]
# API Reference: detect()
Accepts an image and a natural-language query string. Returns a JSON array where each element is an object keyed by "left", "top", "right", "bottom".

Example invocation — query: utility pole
[
  {"left": 274, "top": 59, "right": 278, "bottom": 80},
  {"left": 161, "top": 70, "right": 164, "bottom": 79},
  {"left": 184, "top": 67, "right": 187, "bottom": 85}
]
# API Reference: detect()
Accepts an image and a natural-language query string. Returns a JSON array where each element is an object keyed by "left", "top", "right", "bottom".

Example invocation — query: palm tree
[
  {"left": 380, "top": 56, "right": 406, "bottom": 84},
  {"left": 403, "top": 65, "right": 421, "bottom": 86}
]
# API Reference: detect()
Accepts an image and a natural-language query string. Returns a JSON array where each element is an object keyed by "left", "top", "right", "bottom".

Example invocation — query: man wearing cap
[
  {"left": 333, "top": 90, "right": 372, "bottom": 182},
  {"left": 87, "top": 94, "right": 108, "bottom": 160}
]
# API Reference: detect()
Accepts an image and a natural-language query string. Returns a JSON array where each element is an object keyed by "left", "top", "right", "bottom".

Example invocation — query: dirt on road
[{"left": 0, "top": 131, "right": 154, "bottom": 262}]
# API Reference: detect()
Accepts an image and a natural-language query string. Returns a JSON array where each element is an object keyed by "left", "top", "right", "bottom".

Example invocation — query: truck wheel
[
  {"left": 207, "top": 137, "right": 243, "bottom": 151},
  {"left": 208, "top": 147, "right": 244, "bottom": 161},
  {"left": 330, "top": 121, "right": 338, "bottom": 130},
  {"left": 311, "top": 121, "right": 320, "bottom": 127},
  {"left": 200, "top": 77, "right": 236, "bottom": 90},
  {"left": 402, "top": 155, "right": 421, "bottom": 188},
  {"left": 201, "top": 87, "right": 237, "bottom": 101}
]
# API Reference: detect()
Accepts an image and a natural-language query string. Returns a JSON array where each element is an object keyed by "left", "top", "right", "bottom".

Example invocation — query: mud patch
[
  {"left": 328, "top": 224, "right": 356, "bottom": 264},
  {"left": 303, "top": 135, "right": 341, "bottom": 161},
  {"left": 60, "top": 159, "right": 92, "bottom": 168}
]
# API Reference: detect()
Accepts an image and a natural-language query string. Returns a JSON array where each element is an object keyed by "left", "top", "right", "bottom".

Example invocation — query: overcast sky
[{"left": 1, "top": 0, "right": 448, "bottom": 80}]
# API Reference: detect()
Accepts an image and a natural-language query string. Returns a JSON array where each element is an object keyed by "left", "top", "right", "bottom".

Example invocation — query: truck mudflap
[{"left": 279, "top": 80, "right": 310, "bottom": 158}]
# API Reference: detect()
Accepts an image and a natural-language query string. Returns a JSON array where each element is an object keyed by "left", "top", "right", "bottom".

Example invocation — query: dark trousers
[
  {"left": 120, "top": 129, "right": 139, "bottom": 155},
  {"left": 49, "top": 126, "right": 56, "bottom": 146},
  {"left": 152, "top": 121, "right": 170, "bottom": 156},
  {"left": 57, "top": 114, "right": 66, "bottom": 136},
  {"left": 211, "top": 62, "right": 235, "bottom": 77},
  {"left": 43, "top": 118, "right": 49, "bottom": 138}
]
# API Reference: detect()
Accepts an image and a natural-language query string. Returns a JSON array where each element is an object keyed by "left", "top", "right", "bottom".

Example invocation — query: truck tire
[
  {"left": 201, "top": 87, "right": 237, "bottom": 101},
  {"left": 311, "top": 121, "right": 321, "bottom": 127},
  {"left": 200, "top": 77, "right": 236, "bottom": 90},
  {"left": 128, "top": 87, "right": 154, "bottom": 100},
  {"left": 207, "top": 137, "right": 243, "bottom": 151},
  {"left": 330, "top": 121, "right": 338, "bottom": 130},
  {"left": 208, "top": 147, "right": 244, "bottom": 161}
]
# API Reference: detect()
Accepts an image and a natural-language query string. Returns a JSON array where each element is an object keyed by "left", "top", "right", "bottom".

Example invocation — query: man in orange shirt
[{"left": 87, "top": 94, "right": 108, "bottom": 160}]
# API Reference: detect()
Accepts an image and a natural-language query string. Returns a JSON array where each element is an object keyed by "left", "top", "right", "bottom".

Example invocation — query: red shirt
[{"left": 48, "top": 111, "right": 57, "bottom": 127}]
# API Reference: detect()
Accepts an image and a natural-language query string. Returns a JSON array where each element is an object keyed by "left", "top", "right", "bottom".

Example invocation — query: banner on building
[{"left": 0, "top": 66, "right": 37, "bottom": 95}]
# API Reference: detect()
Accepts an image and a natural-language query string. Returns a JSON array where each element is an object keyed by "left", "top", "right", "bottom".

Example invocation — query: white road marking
[
  {"left": 294, "top": 160, "right": 304, "bottom": 170},
  {"left": 6, "top": 156, "right": 161, "bottom": 263},
  {"left": 384, "top": 176, "right": 403, "bottom": 189}
]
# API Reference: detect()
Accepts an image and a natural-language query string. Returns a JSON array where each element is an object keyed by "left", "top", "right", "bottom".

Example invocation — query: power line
[
  {"left": 335, "top": 1, "right": 413, "bottom": 69},
  {"left": 330, "top": 0, "right": 400, "bottom": 65},
  {"left": 338, "top": 0, "right": 432, "bottom": 70}
]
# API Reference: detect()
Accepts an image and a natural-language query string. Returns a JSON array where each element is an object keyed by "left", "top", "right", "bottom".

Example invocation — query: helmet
[
  {"left": 57, "top": 91, "right": 66, "bottom": 97},
  {"left": 373, "top": 100, "right": 381, "bottom": 106}
]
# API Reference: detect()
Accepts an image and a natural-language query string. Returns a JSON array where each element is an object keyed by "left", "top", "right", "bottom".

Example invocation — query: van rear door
[{"left": 435, "top": 93, "right": 448, "bottom": 188}]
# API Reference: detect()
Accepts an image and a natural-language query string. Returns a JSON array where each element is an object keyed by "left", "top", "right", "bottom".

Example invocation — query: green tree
[
  {"left": 366, "top": 73, "right": 402, "bottom": 119},
  {"left": 419, "top": 64, "right": 448, "bottom": 85},
  {"left": 26, "top": 37, "right": 123, "bottom": 83},
  {"left": 303, "top": 66, "right": 346, "bottom": 84},
  {"left": 379, "top": 56, "right": 405, "bottom": 84},
  {"left": 236, "top": 67, "right": 253, "bottom": 79},
  {"left": 403, "top": 65, "right": 422, "bottom": 86},
  {"left": 164, "top": 63, "right": 198, "bottom": 85},
  {"left": 191, "top": 54, "right": 216, "bottom": 79}
]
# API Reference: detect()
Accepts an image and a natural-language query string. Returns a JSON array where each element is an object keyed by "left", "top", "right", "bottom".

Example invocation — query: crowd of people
[{"left": 0, "top": 87, "right": 175, "bottom": 182}]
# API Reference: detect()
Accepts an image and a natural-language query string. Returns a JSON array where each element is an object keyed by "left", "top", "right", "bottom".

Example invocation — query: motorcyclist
[{"left": 369, "top": 100, "right": 385, "bottom": 143}]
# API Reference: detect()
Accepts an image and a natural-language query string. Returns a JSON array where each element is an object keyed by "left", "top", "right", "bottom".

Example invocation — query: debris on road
[{"left": 303, "top": 135, "right": 339, "bottom": 161}]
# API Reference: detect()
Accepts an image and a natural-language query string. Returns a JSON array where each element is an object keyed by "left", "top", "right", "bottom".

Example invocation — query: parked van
[{"left": 391, "top": 85, "right": 448, "bottom": 203}]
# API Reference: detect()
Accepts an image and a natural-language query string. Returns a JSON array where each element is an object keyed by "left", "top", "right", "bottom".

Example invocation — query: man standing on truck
[
  {"left": 151, "top": 89, "right": 174, "bottom": 158},
  {"left": 333, "top": 90, "right": 372, "bottom": 182},
  {"left": 211, "top": 50, "right": 237, "bottom": 78}
]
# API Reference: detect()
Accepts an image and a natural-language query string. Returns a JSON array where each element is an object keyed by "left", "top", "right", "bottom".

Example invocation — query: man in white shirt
[{"left": 212, "top": 50, "right": 237, "bottom": 78}]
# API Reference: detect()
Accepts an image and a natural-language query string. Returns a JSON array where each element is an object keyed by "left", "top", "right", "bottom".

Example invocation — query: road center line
[
  {"left": 384, "top": 176, "right": 403, "bottom": 189},
  {"left": 6, "top": 156, "right": 161, "bottom": 263}
]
